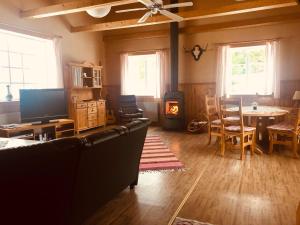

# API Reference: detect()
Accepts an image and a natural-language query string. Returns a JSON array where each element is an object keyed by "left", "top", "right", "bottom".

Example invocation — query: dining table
[{"left": 241, "top": 106, "right": 290, "bottom": 153}]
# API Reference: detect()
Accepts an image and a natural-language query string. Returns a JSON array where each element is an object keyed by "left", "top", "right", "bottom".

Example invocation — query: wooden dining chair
[
  {"left": 219, "top": 98, "right": 256, "bottom": 160},
  {"left": 204, "top": 95, "right": 221, "bottom": 145},
  {"left": 267, "top": 108, "right": 300, "bottom": 158}
]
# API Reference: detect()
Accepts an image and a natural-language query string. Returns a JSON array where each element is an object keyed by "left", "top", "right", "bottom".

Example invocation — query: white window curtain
[
  {"left": 216, "top": 45, "right": 230, "bottom": 97},
  {"left": 157, "top": 50, "right": 170, "bottom": 98},
  {"left": 266, "top": 40, "right": 281, "bottom": 98},
  {"left": 52, "top": 37, "right": 64, "bottom": 88},
  {"left": 120, "top": 53, "right": 129, "bottom": 95},
  {"left": 43, "top": 37, "right": 63, "bottom": 88}
]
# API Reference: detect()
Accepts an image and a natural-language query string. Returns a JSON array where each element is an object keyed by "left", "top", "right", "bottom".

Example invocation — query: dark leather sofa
[{"left": 0, "top": 118, "right": 150, "bottom": 225}]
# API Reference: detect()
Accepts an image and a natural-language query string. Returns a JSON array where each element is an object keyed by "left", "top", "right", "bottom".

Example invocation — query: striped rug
[{"left": 139, "top": 135, "right": 184, "bottom": 172}]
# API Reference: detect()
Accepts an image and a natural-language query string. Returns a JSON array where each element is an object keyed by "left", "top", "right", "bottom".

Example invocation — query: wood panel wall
[
  {"left": 100, "top": 80, "right": 300, "bottom": 125},
  {"left": 180, "top": 79, "right": 300, "bottom": 123},
  {"left": 179, "top": 83, "right": 216, "bottom": 123}
]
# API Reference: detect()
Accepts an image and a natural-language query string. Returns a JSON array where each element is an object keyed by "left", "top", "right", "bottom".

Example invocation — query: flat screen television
[{"left": 20, "top": 89, "right": 68, "bottom": 123}]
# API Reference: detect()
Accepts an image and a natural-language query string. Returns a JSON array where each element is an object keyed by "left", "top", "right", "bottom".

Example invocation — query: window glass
[{"left": 229, "top": 45, "right": 267, "bottom": 95}]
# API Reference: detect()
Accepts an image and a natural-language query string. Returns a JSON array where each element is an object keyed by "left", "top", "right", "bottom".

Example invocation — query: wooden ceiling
[{"left": 21, "top": 0, "right": 300, "bottom": 33}]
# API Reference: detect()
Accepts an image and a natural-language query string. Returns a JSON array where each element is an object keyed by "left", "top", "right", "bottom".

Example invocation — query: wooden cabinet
[
  {"left": 64, "top": 63, "right": 106, "bottom": 133},
  {"left": 75, "top": 107, "right": 88, "bottom": 131},
  {"left": 72, "top": 100, "right": 106, "bottom": 133},
  {"left": 97, "top": 100, "right": 106, "bottom": 125}
]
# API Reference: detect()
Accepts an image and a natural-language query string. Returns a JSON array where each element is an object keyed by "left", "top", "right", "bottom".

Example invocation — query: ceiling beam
[
  {"left": 21, "top": 0, "right": 137, "bottom": 19},
  {"left": 181, "top": 12, "right": 300, "bottom": 34},
  {"left": 103, "top": 12, "right": 300, "bottom": 41},
  {"left": 71, "top": 0, "right": 299, "bottom": 32},
  {"left": 103, "top": 29, "right": 169, "bottom": 41}
]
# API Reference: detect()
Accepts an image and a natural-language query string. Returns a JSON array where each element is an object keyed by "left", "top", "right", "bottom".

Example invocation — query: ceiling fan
[{"left": 115, "top": 0, "right": 193, "bottom": 24}]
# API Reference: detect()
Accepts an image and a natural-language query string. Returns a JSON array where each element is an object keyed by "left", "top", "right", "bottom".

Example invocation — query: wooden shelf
[
  {"left": 0, "top": 119, "right": 75, "bottom": 141},
  {"left": 64, "top": 63, "right": 106, "bottom": 134}
]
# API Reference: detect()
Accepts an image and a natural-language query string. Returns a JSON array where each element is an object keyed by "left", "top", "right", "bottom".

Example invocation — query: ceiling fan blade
[
  {"left": 138, "top": 11, "right": 152, "bottom": 23},
  {"left": 159, "top": 10, "right": 183, "bottom": 22},
  {"left": 138, "top": 0, "right": 154, "bottom": 7},
  {"left": 162, "top": 2, "right": 193, "bottom": 9},
  {"left": 115, "top": 8, "right": 147, "bottom": 13},
  {"left": 152, "top": 0, "right": 163, "bottom": 4}
]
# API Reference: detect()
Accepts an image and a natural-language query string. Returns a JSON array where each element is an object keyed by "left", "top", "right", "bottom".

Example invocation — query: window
[
  {"left": 121, "top": 53, "right": 161, "bottom": 98},
  {"left": 0, "top": 29, "right": 60, "bottom": 100},
  {"left": 216, "top": 41, "right": 280, "bottom": 97}
]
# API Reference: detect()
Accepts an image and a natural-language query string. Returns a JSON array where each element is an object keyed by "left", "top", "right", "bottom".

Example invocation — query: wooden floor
[{"left": 85, "top": 127, "right": 300, "bottom": 225}]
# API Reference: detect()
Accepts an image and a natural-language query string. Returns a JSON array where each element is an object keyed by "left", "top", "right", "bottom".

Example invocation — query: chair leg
[
  {"left": 240, "top": 134, "right": 245, "bottom": 160},
  {"left": 293, "top": 134, "right": 299, "bottom": 158},
  {"left": 269, "top": 131, "right": 274, "bottom": 154},
  {"left": 220, "top": 135, "right": 225, "bottom": 157},
  {"left": 251, "top": 132, "right": 255, "bottom": 155},
  {"left": 208, "top": 125, "right": 212, "bottom": 145}
]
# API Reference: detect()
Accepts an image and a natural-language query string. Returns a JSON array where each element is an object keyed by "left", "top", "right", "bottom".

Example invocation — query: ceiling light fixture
[{"left": 86, "top": 6, "right": 111, "bottom": 18}]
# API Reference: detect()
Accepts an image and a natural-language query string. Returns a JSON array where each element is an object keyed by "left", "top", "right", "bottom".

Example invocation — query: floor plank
[{"left": 84, "top": 127, "right": 300, "bottom": 225}]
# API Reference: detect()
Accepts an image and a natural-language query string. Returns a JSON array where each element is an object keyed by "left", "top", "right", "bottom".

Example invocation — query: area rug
[
  {"left": 139, "top": 135, "right": 184, "bottom": 172},
  {"left": 172, "top": 217, "right": 214, "bottom": 225}
]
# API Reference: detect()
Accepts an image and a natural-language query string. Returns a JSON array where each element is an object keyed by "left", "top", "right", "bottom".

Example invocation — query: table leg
[{"left": 249, "top": 116, "right": 264, "bottom": 155}]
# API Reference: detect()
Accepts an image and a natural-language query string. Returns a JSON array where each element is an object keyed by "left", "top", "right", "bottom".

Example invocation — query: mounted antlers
[{"left": 184, "top": 44, "right": 208, "bottom": 61}]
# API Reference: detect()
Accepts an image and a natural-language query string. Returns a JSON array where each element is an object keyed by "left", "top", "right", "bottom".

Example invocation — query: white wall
[
  {"left": 0, "top": 0, "right": 104, "bottom": 124},
  {"left": 104, "top": 21, "right": 300, "bottom": 85}
]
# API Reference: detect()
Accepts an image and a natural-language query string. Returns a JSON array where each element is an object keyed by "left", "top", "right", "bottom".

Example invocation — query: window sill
[{"left": 0, "top": 100, "right": 20, "bottom": 104}]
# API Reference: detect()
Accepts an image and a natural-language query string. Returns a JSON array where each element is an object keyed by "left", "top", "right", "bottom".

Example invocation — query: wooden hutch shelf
[{"left": 64, "top": 63, "right": 106, "bottom": 134}]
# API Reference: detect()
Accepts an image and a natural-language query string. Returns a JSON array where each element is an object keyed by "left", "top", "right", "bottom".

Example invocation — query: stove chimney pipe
[{"left": 170, "top": 0, "right": 179, "bottom": 92}]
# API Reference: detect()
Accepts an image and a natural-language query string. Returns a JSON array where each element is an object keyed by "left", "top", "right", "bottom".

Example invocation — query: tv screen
[{"left": 20, "top": 89, "right": 68, "bottom": 123}]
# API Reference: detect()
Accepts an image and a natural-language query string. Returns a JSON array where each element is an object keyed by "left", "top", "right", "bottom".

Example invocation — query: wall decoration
[{"left": 184, "top": 44, "right": 208, "bottom": 61}]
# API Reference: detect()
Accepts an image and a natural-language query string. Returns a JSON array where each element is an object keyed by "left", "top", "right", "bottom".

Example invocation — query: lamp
[
  {"left": 293, "top": 91, "right": 300, "bottom": 107},
  {"left": 86, "top": 6, "right": 111, "bottom": 18}
]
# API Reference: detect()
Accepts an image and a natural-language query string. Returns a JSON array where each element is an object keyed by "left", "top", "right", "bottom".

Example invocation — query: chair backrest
[
  {"left": 255, "top": 93, "right": 276, "bottom": 106},
  {"left": 288, "top": 107, "right": 300, "bottom": 131},
  {"left": 119, "top": 95, "right": 138, "bottom": 113},
  {"left": 219, "top": 97, "right": 244, "bottom": 132},
  {"left": 205, "top": 95, "right": 219, "bottom": 122}
]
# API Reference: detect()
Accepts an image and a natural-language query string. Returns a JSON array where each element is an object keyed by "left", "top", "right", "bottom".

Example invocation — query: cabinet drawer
[
  {"left": 88, "top": 107, "right": 97, "bottom": 114},
  {"left": 88, "top": 120, "right": 98, "bottom": 128},
  {"left": 97, "top": 101, "right": 105, "bottom": 106},
  {"left": 76, "top": 103, "right": 87, "bottom": 109},
  {"left": 88, "top": 113, "right": 97, "bottom": 121},
  {"left": 88, "top": 101, "right": 97, "bottom": 108}
]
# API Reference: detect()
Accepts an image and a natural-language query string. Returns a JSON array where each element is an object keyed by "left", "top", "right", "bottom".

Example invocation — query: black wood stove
[{"left": 162, "top": 15, "right": 185, "bottom": 130}]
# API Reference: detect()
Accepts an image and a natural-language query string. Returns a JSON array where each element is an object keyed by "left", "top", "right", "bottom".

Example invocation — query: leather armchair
[{"left": 119, "top": 95, "right": 143, "bottom": 123}]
